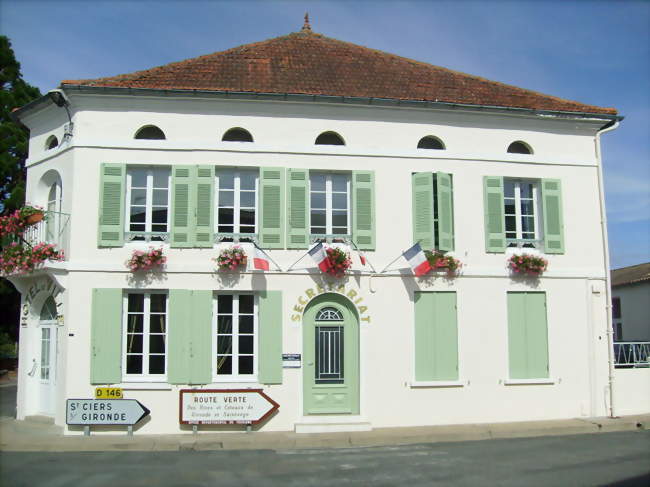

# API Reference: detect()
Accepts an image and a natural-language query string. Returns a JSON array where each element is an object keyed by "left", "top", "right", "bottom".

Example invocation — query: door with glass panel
[
  {"left": 303, "top": 295, "right": 359, "bottom": 414},
  {"left": 38, "top": 297, "right": 58, "bottom": 416}
]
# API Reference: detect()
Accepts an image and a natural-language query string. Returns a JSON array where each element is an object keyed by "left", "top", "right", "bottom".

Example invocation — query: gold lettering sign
[{"left": 289, "top": 284, "right": 371, "bottom": 324}]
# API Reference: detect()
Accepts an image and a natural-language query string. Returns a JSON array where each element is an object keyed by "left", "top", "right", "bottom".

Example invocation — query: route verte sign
[
  {"left": 179, "top": 389, "right": 279, "bottom": 425},
  {"left": 66, "top": 399, "right": 150, "bottom": 426}
]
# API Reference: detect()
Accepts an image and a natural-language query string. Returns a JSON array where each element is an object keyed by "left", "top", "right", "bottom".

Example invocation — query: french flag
[
  {"left": 252, "top": 245, "right": 270, "bottom": 271},
  {"left": 308, "top": 242, "right": 332, "bottom": 272},
  {"left": 358, "top": 250, "right": 367, "bottom": 266},
  {"left": 403, "top": 243, "right": 432, "bottom": 277}
]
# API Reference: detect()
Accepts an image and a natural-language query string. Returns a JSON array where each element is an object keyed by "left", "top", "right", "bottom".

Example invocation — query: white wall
[
  {"left": 613, "top": 368, "right": 650, "bottom": 416},
  {"left": 612, "top": 283, "right": 650, "bottom": 341}
]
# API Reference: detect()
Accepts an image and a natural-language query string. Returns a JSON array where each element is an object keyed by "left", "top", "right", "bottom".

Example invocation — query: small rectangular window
[
  {"left": 122, "top": 292, "right": 168, "bottom": 380},
  {"left": 612, "top": 297, "right": 622, "bottom": 319},
  {"left": 504, "top": 179, "right": 542, "bottom": 248},
  {"left": 309, "top": 172, "right": 350, "bottom": 237},
  {"left": 213, "top": 294, "right": 257, "bottom": 381},
  {"left": 216, "top": 169, "right": 258, "bottom": 241},
  {"left": 125, "top": 167, "right": 171, "bottom": 242}
]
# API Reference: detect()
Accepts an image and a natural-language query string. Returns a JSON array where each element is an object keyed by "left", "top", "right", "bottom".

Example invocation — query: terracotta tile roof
[
  {"left": 611, "top": 263, "right": 650, "bottom": 287},
  {"left": 62, "top": 31, "right": 617, "bottom": 115}
]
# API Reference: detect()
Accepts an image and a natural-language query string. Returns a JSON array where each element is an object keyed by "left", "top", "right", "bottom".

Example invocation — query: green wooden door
[{"left": 303, "top": 294, "right": 359, "bottom": 415}]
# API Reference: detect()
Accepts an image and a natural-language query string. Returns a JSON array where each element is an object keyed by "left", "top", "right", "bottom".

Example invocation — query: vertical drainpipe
[{"left": 594, "top": 119, "right": 620, "bottom": 418}]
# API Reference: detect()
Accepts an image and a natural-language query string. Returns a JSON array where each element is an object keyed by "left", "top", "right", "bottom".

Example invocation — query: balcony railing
[
  {"left": 614, "top": 342, "right": 650, "bottom": 368},
  {"left": 21, "top": 211, "right": 70, "bottom": 261}
]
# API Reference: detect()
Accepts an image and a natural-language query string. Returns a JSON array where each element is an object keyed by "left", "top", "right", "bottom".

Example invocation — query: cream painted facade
[{"left": 10, "top": 90, "right": 645, "bottom": 435}]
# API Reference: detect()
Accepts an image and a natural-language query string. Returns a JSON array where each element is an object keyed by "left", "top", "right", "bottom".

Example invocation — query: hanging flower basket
[
  {"left": 324, "top": 247, "right": 352, "bottom": 278},
  {"left": 126, "top": 247, "right": 166, "bottom": 272},
  {"left": 214, "top": 245, "right": 247, "bottom": 272},
  {"left": 0, "top": 242, "right": 64, "bottom": 276},
  {"left": 424, "top": 250, "right": 462, "bottom": 276},
  {"left": 508, "top": 253, "right": 548, "bottom": 277},
  {"left": 19, "top": 205, "right": 45, "bottom": 226}
]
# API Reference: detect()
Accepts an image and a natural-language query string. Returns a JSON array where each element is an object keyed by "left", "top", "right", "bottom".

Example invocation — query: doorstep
[{"left": 294, "top": 415, "right": 372, "bottom": 433}]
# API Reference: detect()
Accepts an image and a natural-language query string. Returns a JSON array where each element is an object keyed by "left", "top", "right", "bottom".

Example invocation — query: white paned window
[
  {"left": 216, "top": 169, "right": 258, "bottom": 240},
  {"left": 126, "top": 167, "right": 171, "bottom": 241},
  {"left": 310, "top": 172, "right": 350, "bottom": 236},
  {"left": 122, "top": 292, "right": 167, "bottom": 380},
  {"left": 504, "top": 179, "right": 541, "bottom": 247},
  {"left": 214, "top": 294, "right": 257, "bottom": 381}
]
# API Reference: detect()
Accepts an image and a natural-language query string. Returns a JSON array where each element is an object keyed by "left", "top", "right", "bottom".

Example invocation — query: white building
[{"left": 8, "top": 24, "right": 649, "bottom": 434}]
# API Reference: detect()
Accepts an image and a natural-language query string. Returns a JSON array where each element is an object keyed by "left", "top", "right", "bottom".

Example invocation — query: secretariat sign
[
  {"left": 179, "top": 389, "right": 279, "bottom": 425},
  {"left": 66, "top": 399, "right": 150, "bottom": 426}
]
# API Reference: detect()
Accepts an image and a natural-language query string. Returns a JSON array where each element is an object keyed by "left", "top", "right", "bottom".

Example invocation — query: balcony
[
  {"left": 614, "top": 342, "right": 650, "bottom": 368},
  {"left": 21, "top": 211, "right": 71, "bottom": 260}
]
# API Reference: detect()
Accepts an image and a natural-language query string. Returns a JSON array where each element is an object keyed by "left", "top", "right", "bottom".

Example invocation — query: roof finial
[{"left": 302, "top": 12, "right": 312, "bottom": 32}]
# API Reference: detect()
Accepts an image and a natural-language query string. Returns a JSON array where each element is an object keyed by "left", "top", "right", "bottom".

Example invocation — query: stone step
[
  {"left": 294, "top": 421, "right": 372, "bottom": 434},
  {"left": 24, "top": 415, "right": 55, "bottom": 425}
]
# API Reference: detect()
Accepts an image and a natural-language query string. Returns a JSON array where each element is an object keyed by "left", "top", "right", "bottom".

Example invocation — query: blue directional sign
[{"left": 66, "top": 399, "right": 150, "bottom": 426}]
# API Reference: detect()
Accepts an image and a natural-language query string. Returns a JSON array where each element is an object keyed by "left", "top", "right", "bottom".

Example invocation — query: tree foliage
[{"left": 1, "top": 35, "right": 41, "bottom": 214}]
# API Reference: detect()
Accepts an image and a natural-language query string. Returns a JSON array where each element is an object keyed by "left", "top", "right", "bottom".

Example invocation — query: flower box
[
  {"left": 424, "top": 250, "right": 462, "bottom": 276},
  {"left": 215, "top": 245, "right": 247, "bottom": 272},
  {"left": 508, "top": 253, "right": 548, "bottom": 276},
  {"left": 126, "top": 247, "right": 166, "bottom": 272}
]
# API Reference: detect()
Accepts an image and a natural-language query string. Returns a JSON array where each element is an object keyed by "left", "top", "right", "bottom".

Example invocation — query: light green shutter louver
[
  {"left": 412, "top": 172, "right": 434, "bottom": 250},
  {"left": 258, "top": 291, "right": 283, "bottom": 384},
  {"left": 90, "top": 288, "right": 122, "bottom": 384},
  {"left": 98, "top": 163, "right": 125, "bottom": 247},
  {"left": 414, "top": 292, "right": 459, "bottom": 381},
  {"left": 507, "top": 292, "right": 549, "bottom": 379},
  {"left": 483, "top": 176, "right": 506, "bottom": 252},
  {"left": 171, "top": 166, "right": 195, "bottom": 248},
  {"left": 168, "top": 290, "right": 212, "bottom": 384},
  {"left": 352, "top": 171, "right": 375, "bottom": 250},
  {"left": 541, "top": 179, "right": 564, "bottom": 254},
  {"left": 259, "top": 167, "right": 285, "bottom": 249},
  {"left": 287, "top": 169, "right": 309, "bottom": 249},
  {"left": 194, "top": 165, "right": 214, "bottom": 248},
  {"left": 436, "top": 172, "right": 454, "bottom": 251}
]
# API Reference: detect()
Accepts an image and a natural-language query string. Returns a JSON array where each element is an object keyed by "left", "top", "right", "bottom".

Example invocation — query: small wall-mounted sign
[
  {"left": 179, "top": 389, "right": 279, "bottom": 425},
  {"left": 95, "top": 387, "right": 123, "bottom": 399},
  {"left": 282, "top": 353, "right": 302, "bottom": 368}
]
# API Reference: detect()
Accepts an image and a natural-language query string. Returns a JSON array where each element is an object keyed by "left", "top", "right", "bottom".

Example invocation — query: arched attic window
[
  {"left": 134, "top": 125, "right": 166, "bottom": 140},
  {"left": 45, "top": 135, "right": 59, "bottom": 150},
  {"left": 222, "top": 127, "right": 253, "bottom": 142},
  {"left": 315, "top": 131, "right": 345, "bottom": 146},
  {"left": 507, "top": 141, "right": 533, "bottom": 155},
  {"left": 417, "top": 135, "right": 445, "bottom": 150}
]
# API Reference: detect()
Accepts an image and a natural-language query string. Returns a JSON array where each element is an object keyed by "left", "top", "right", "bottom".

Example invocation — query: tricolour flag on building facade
[
  {"left": 358, "top": 250, "right": 367, "bottom": 266},
  {"left": 403, "top": 242, "right": 432, "bottom": 277},
  {"left": 308, "top": 242, "right": 332, "bottom": 272},
  {"left": 252, "top": 245, "right": 270, "bottom": 271}
]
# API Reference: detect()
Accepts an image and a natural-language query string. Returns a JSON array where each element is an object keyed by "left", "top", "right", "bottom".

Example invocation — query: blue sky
[{"left": 1, "top": 0, "right": 648, "bottom": 268}]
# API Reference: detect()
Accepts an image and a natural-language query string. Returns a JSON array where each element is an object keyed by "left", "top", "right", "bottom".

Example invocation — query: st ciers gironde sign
[{"left": 66, "top": 399, "right": 150, "bottom": 426}]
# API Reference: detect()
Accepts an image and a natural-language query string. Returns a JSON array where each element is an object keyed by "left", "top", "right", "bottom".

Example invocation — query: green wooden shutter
[
  {"left": 97, "top": 163, "right": 125, "bottom": 247},
  {"left": 171, "top": 166, "right": 195, "bottom": 248},
  {"left": 484, "top": 176, "right": 506, "bottom": 252},
  {"left": 412, "top": 173, "right": 434, "bottom": 250},
  {"left": 168, "top": 290, "right": 212, "bottom": 384},
  {"left": 287, "top": 169, "right": 309, "bottom": 249},
  {"left": 189, "top": 290, "right": 212, "bottom": 384},
  {"left": 541, "top": 179, "right": 564, "bottom": 254},
  {"left": 414, "top": 292, "right": 459, "bottom": 381},
  {"left": 258, "top": 290, "right": 283, "bottom": 384},
  {"left": 194, "top": 165, "right": 214, "bottom": 248},
  {"left": 507, "top": 292, "right": 549, "bottom": 379},
  {"left": 436, "top": 172, "right": 454, "bottom": 251},
  {"left": 90, "top": 288, "right": 122, "bottom": 384},
  {"left": 259, "top": 167, "right": 285, "bottom": 249},
  {"left": 168, "top": 289, "right": 191, "bottom": 384},
  {"left": 352, "top": 170, "right": 375, "bottom": 250}
]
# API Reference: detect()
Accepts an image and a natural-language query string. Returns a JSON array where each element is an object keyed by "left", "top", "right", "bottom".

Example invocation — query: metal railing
[
  {"left": 21, "top": 211, "right": 70, "bottom": 260},
  {"left": 613, "top": 342, "right": 650, "bottom": 368}
]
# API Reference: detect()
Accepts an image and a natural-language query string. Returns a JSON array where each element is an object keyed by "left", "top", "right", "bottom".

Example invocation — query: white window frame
[
  {"left": 504, "top": 178, "right": 542, "bottom": 248},
  {"left": 215, "top": 169, "right": 259, "bottom": 240},
  {"left": 125, "top": 167, "right": 171, "bottom": 242},
  {"left": 121, "top": 291, "right": 168, "bottom": 382},
  {"left": 212, "top": 293, "right": 258, "bottom": 382},
  {"left": 309, "top": 172, "right": 351, "bottom": 237}
]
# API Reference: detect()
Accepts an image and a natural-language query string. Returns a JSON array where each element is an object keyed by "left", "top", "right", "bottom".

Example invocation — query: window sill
[
  {"left": 409, "top": 380, "right": 465, "bottom": 388},
  {"left": 117, "top": 382, "right": 172, "bottom": 390},
  {"left": 502, "top": 378, "right": 556, "bottom": 386}
]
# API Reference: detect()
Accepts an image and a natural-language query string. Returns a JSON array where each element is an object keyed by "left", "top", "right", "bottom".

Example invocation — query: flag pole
[
  {"left": 379, "top": 240, "right": 423, "bottom": 274},
  {"left": 286, "top": 243, "right": 317, "bottom": 272},
  {"left": 348, "top": 239, "right": 377, "bottom": 273},
  {"left": 252, "top": 240, "right": 283, "bottom": 272}
]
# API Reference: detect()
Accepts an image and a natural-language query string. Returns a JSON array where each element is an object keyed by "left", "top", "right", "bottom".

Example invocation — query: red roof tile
[{"left": 62, "top": 31, "right": 617, "bottom": 115}]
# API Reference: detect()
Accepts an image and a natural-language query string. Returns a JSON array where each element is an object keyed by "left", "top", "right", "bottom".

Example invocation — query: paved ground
[
  {"left": 0, "top": 383, "right": 16, "bottom": 418},
  {"left": 1, "top": 431, "right": 649, "bottom": 487}
]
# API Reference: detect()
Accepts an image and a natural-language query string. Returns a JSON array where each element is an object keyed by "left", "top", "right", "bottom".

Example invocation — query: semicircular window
[
  {"left": 507, "top": 141, "right": 533, "bottom": 154},
  {"left": 315, "top": 131, "right": 345, "bottom": 146},
  {"left": 40, "top": 296, "right": 58, "bottom": 321},
  {"left": 222, "top": 127, "right": 254, "bottom": 142},
  {"left": 316, "top": 307, "right": 343, "bottom": 321},
  {"left": 417, "top": 135, "right": 445, "bottom": 150},
  {"left": 134, "top": 125, "right": 166, "bottom": 140},
  {"left": 46, "top": 135, "right": 59, "bottom": 150}
]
